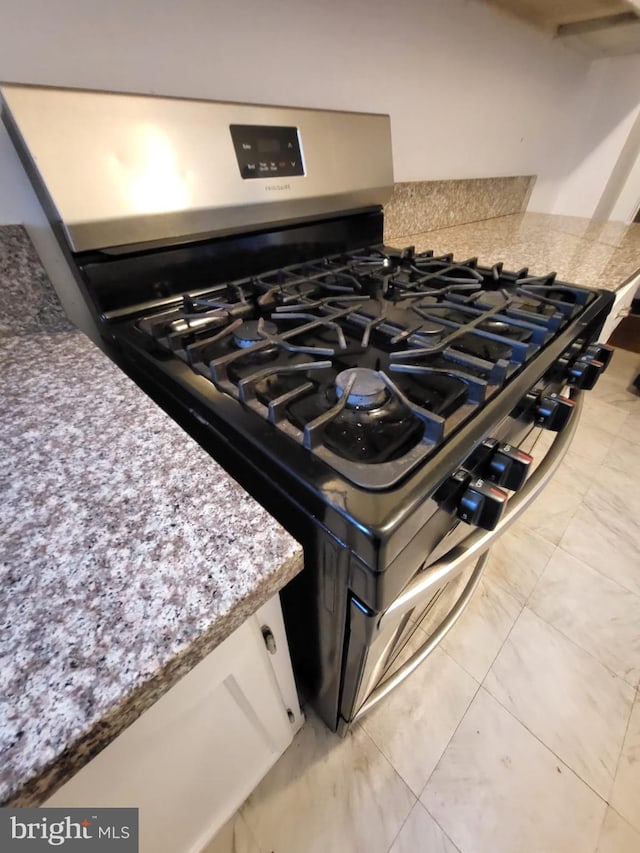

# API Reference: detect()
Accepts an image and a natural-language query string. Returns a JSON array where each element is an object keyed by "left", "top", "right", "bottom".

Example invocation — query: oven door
[{"left": 339, "top": 393, "right": 581, "bottom": 727}]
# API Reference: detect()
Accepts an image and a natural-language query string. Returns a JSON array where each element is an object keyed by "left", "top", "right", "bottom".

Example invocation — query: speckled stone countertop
[
  {"left": 0, "top": 329, "right": 303, "bottom": 808},
  {"left": 0, "top": 225, "right": 74, "bottom": 335},
  {"left": 386, "top": 212, "right": 640, "bottom": 292},
  {"left": 1, "top": 208, "right": 638, "bottom": 809}
]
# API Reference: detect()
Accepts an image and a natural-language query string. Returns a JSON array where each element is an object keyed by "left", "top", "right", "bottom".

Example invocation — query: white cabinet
[
  {"left": 600, "top": 273, "right": 640, "bottom": 342},
  {"left": 44, "top": 595, "right": 303, "bottom": 853}
]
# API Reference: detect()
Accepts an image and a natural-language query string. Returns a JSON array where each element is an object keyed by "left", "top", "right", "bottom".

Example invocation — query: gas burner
[
  {"left": 131, "top": 244, "right": 601, "bottom": 488},
  {"left": 233, "top": 319, "right": 277, "bottom": 348},
  {"left": 335, "top": 368, "right": 388, "bottom": 409}
]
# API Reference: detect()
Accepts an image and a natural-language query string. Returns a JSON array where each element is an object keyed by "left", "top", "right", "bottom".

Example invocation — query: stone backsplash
[
  {"left": 1, "top": 177, "right": 535, "bottom": 334},
  {"left": 383, "top": 176, "right": 535, "bottom": 241}
]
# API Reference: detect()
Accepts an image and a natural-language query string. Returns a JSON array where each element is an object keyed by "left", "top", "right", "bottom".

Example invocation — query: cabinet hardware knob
[{"left": 262, "top": 626, "right": 277, "bottom": 654}]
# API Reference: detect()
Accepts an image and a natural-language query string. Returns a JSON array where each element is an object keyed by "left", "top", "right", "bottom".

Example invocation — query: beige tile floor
[{"left": 206, "top": 347, "right": 640, "bottom": 853}]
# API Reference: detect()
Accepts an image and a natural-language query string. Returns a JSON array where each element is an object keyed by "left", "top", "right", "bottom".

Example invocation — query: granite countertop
[
  {"left": 386, "top": 212, "right": 640, "bottom": 292},
  {"left": 1, "top": 208, "right": 638, "bottom": 810},
  {"left": 0, "top": 329, "right": 303, "bottom": 808}
]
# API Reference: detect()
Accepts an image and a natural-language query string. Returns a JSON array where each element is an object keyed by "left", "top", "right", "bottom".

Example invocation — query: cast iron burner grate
[{"left": 132, "top": 246, "right": 595, "bottom": 488}]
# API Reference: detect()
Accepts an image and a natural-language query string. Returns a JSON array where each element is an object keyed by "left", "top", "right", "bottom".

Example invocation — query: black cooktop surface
[{"left": 127, "top": 246, "right": 596, "bottom": 488}]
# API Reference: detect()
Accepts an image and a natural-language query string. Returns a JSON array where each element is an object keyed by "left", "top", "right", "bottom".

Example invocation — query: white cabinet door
[
  {"left": 45, "top": 594, "right": 303, "bottom": 853},
  {"left": 601, "top": 274, "right": 640, "bottom": 342}
]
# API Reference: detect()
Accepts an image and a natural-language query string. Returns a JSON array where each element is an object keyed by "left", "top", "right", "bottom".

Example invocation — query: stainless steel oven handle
[
  {"left": 379, "top": 390, "right": 583, "bottom": 628},
  {"left": 352, "top": 392, "right": 582, "bottom": 724},
  {"left": 352, "top": 552, "right": 489, "bottom": 722}
]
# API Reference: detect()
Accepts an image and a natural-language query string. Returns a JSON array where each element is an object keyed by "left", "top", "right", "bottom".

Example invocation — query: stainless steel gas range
[{"left": 1, "top": 84, "right": 614, "bottom": 734}]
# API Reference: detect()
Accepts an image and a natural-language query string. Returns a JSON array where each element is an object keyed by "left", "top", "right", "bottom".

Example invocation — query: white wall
[
  {"left": 535, "top": 54, "right": 640, "bottom": 219},
  {"left": 609, "top": 131, "right": 640, "bottom": 221},
  {"left": 0, "top": 0, "right": 592, "bottom": 225}
]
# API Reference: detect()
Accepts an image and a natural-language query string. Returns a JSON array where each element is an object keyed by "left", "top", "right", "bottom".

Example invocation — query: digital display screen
[
  {"left": 230, "top": 124, "right": 304, "bottom": 180},
  {"left": 257, "top": 138, "right": 280, "bottom": 154}
]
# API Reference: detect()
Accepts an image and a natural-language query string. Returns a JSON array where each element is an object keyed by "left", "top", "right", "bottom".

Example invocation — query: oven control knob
[
  {"left": 568, "top": 356, "right": 604, "bottom": 390},
  {"left": 457, "top": 478, "right": 508, "bottom": 530},
  {"left": 534, "top": 393, "right": 575, "bottom": 432},
  {"left": 584, "top": 342, "right": 614, "bottom": 372},
  {"left": 488, "top": 443, "right": 533, "bottom": 491}
]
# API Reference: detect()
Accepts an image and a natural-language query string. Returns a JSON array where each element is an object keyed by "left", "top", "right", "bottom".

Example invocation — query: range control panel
[
  {"left": 230, "top": 124, "right": 304, "bottom": 179},
  {"left": 435, "top": 438, "right": 534, "bottom": 531}
]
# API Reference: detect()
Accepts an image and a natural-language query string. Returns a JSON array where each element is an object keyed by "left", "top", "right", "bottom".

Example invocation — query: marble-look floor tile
[
  {"left": 580, "top": 395, "right": 630, "bottom": 438},
  {"left": 421, "top": 689, "right": 606, "bottom": 853},
  {"left": 560, "top": 465, "right": 640, "bottom": 596},
  {"left": 483, "top": 523, "right": 555, "bottom": 605},
  {"left": 529, "top": 548, "right": 640, "bottom": 687},
  {"left": 516, "top": 477, "right": 583, "bottom": 544},
  {"left": 389, "top": 802, "right": 459, "bottom": 853},
  {"left": 618, "top": 410, "right": 639, "bottom": 445},
  {"left": 239, "top": 709, "right": 415, "bottom": 853},
  {"left": 602, "top": 438, "right": 640, "bottom": 479},
  {"left": 200, "top": 812, "right": 262, "bottom": 853},
  {"left": 597, "top": 348, "right": 638, "bottom": 386},
  {"left": 361, "top": 642, "right": 477, "bottom": 796},
  {"left": 607, "top": 347, "right": 640, "bottom": 382},
  {"left": 552, "top": 448, "right": 601, "bottom": 496},
  {"left": 582, "top": 372, "right": 631, "bottom": 400},
  {"left": 485, "top": 607, "right": 635, "bottom": 799},
  {"left": 560, "top": 506, "right": 640, "bottom": 598},
  {"left": 591, "top": 374, "right": 640, "bottom": 414},
  {"left": 568, "top": 419, "right": 616, "bottom": 464},
  {"left": 586, "top": 454, "right": 640, "bottom": 515},
  {"left": 440, "top": 576, "right": 521, "bottom": 682},
  {"left": 610, "top": 693, "right": 640, "bottom": 834},
  {"left": 596, "top": 807, "right": 640, "bottom": 853}
]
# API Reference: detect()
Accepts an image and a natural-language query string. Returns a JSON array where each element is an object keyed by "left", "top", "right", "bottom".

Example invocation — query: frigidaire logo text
[{"left": 264, "top": 183, "right": 291, "bottom": 191}]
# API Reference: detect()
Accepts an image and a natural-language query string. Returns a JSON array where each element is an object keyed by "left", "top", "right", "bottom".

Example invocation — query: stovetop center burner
[
  {"left": 233, "top": 320, "right": 277, "bottom": 348},
  {"left": 335, "top": 368, "right": 388, "bottom": 409}
]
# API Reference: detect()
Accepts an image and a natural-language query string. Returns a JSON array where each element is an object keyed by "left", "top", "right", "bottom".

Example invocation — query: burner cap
[
  {"left": 233, "top": 320, "right": 277, "bottom": 348},
  {"left": 335, "top": 368, "right": 387, "bottom": 409}
]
